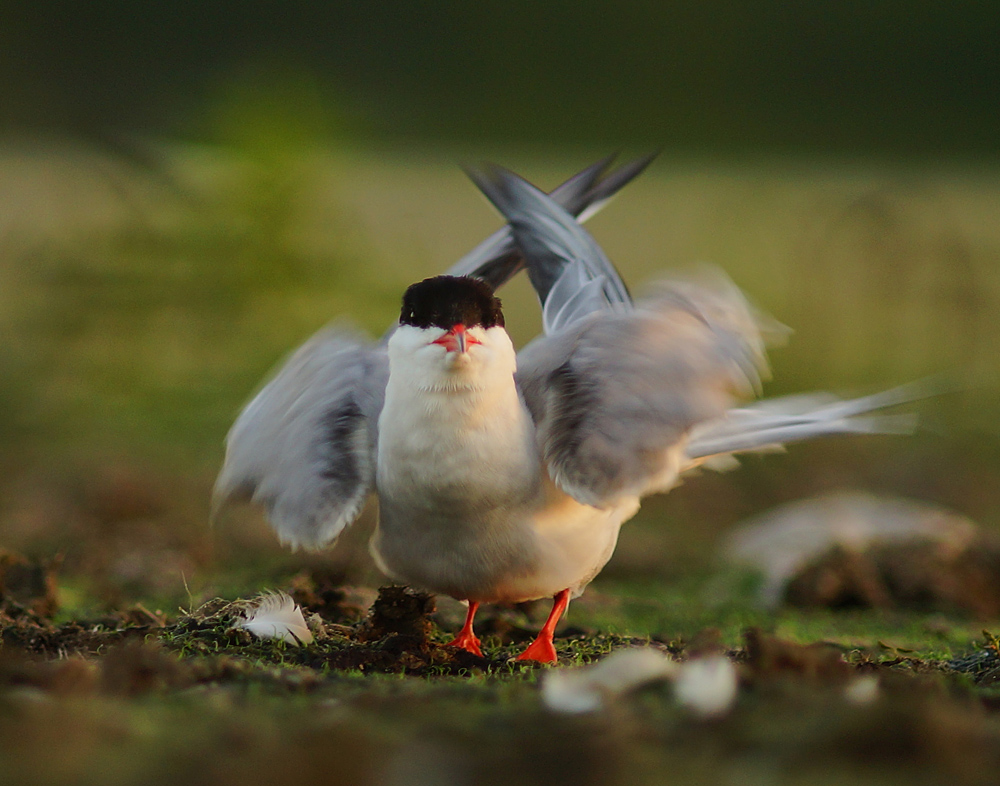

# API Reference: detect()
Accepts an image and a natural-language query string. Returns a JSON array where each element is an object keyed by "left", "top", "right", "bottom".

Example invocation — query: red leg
[
  {"left": 446, "top": 601, "right": 483, "bottom": 656},
  {"left": 517, "top": 589, "right": 571, "bottom": 664}
]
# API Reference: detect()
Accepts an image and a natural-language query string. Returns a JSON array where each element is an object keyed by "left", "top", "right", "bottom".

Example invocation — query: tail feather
[
  {"left": 684, "top": 382, "right": 941, "bottom": 464},
  {"left": 687, "top": 413, "right": 918, "bottom": 462}
]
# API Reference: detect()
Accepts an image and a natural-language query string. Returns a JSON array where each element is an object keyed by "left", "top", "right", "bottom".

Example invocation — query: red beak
[{"left": 432, "top": 324, "right": 482, "bottom": 354}]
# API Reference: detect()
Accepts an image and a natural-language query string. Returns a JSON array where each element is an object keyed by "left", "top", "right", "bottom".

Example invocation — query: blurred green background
[{"left": 0, "top": 2, "right": 997, "bottom": 608}]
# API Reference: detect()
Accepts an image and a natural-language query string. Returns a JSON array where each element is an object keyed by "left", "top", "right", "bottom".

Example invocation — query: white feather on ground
[
  {"left": 673, "top": 655, "right": 739, "bottom": 718},
  {"left": 240, "top": 591, "right": 314, "bottom": 646},
  {"left": 542, "top": 648, "right": 740, "bottom": 718},
  {"left": 542, "top": 648, "right": 678, "bottom": 714},
  {"left": 844, "top": 675, "right": 880, "bottom": 705}
]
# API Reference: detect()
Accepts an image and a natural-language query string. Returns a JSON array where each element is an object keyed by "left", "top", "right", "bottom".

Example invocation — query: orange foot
[
  {"left": 446, "top": 600, "right": 483, "bottom": 657},
  {"left": 516, "top": 636, "right": 557, "bottom": 663},
  {"left": 447, "top": 629, "right": 483, "bottom": 657},
  {"left": 515, "top": 588, "right": 570, "bottom": 664}
]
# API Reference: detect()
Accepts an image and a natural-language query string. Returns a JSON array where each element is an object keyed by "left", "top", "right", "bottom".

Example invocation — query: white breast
[
  {"left": 376, "top": 324, "right": 538, "bottom": 505},
  {"left": 371, "top": 323, "right": 641, "bottom": 603}
]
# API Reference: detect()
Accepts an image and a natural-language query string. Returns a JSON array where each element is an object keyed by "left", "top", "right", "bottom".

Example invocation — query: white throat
[{"left": 376, "top": 324, "right": 539, "bottom": 504}]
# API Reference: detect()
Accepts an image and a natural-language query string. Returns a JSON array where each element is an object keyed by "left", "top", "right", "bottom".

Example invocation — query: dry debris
[
  {"left": 785, "top": 540, "right": 1000, "bottom": 618},
  {"left": 0, "top": 550, "right": 60, "bottom": 618},
  {"left": 726, "top": 492, "right": 1000, "bottom": 618}
]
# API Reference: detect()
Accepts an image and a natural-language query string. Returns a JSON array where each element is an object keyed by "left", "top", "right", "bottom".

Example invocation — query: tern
[{"left": 216, "top": 156, "right": 922, "bottom": 662}]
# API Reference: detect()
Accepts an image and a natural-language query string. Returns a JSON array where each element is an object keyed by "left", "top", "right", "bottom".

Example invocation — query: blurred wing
[
  {"left": 468, "top": 163, "right": 768, "bottom": 507},
  {"left": 684, "top": 381, "right": 934, "bottom": 465},
  {"left": 464, "top": 162, "right": 634, "bottom": 334},
  {"left": 450, "top": 153, "right": 655, "bottom": 293},
  {"left": 214, "top": 326, "right": 388, "bottom": 549},
  {"left": 518, "top": 276, "right": 768, "bottom": 507}
]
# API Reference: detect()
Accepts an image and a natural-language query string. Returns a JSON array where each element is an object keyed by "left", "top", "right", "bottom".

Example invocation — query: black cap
[{"left": 400, "top": 276, "right": 505, "bottom": 330}]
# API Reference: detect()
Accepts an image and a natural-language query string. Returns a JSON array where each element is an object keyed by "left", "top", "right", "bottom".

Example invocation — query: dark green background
[{"left": 3, "top": 2, "right": 998, "bottom": 155}]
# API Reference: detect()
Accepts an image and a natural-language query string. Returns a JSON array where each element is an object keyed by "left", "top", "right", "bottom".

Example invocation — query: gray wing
[
  {"left": 214, "top": 326, "right": 388, "bottom": 549},
  {"left": 450, "top": 153, "right": 655, "bottom": 292},
  {"left": 464, "top": 163, "right": 634, "bottom": 333},
  {"left": 467, "top": 166, "right": 768, "bottom": 507},
  {"left": 517, "top": 276, "right": 768, "bottom": 506}
]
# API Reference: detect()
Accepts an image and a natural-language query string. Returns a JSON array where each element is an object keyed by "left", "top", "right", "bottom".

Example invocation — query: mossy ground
[{"left": 4, "top": 572, "right": 1000, "bottom": 786}]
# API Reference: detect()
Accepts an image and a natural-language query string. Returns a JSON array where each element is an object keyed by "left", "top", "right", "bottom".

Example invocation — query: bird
[{"left": 215, "top": 155, "right": 924, "bottom": 663}]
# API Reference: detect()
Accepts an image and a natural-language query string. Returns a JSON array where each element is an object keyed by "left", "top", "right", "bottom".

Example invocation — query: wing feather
[
  {"left": 519, "top": 276, "right": 768, "bottom": 506},
  {"left": 466, "top": 164, "right": 768, "bottom": 507},
  {"left": 214, "top": 326, "right": 388, "bottom": 549},
  {"left": 448, "top": 153, "right": 655, "bottom": 291}
]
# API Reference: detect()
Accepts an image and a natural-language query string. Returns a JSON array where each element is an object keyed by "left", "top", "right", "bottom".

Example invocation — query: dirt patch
[
  {"left": 288, "top": 569, "right": 377, "bottom": 623},
  {"left": 785, "top": 539, "right": 1000, "bottom": 618},
  {"left": 0, "top": 550, "right": 60, "bottom": 618},
  {"left": 744, "top": 627, "right": 853, "bottom": 683}
]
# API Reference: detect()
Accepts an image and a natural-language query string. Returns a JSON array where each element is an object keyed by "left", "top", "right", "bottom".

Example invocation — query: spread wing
[
  {"left": 214, "top": 326, "right": 388, "bottom": 549},
  {"left": 470, "top": 165, "right": 932, "bottom": 508},
  {"left": 517, "top": 276, "right": 768, "bottom": 507},
  {"left": 467, "top": 164, "right": 768, "bottom": 507}
]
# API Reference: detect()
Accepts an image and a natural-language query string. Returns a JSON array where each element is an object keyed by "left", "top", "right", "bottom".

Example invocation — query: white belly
[
  {"left": 373, "top": 469, "right": 639, "bottom": 603},
  {"left": 488, "top": 480, "right": 640, "bottom": 602}
]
